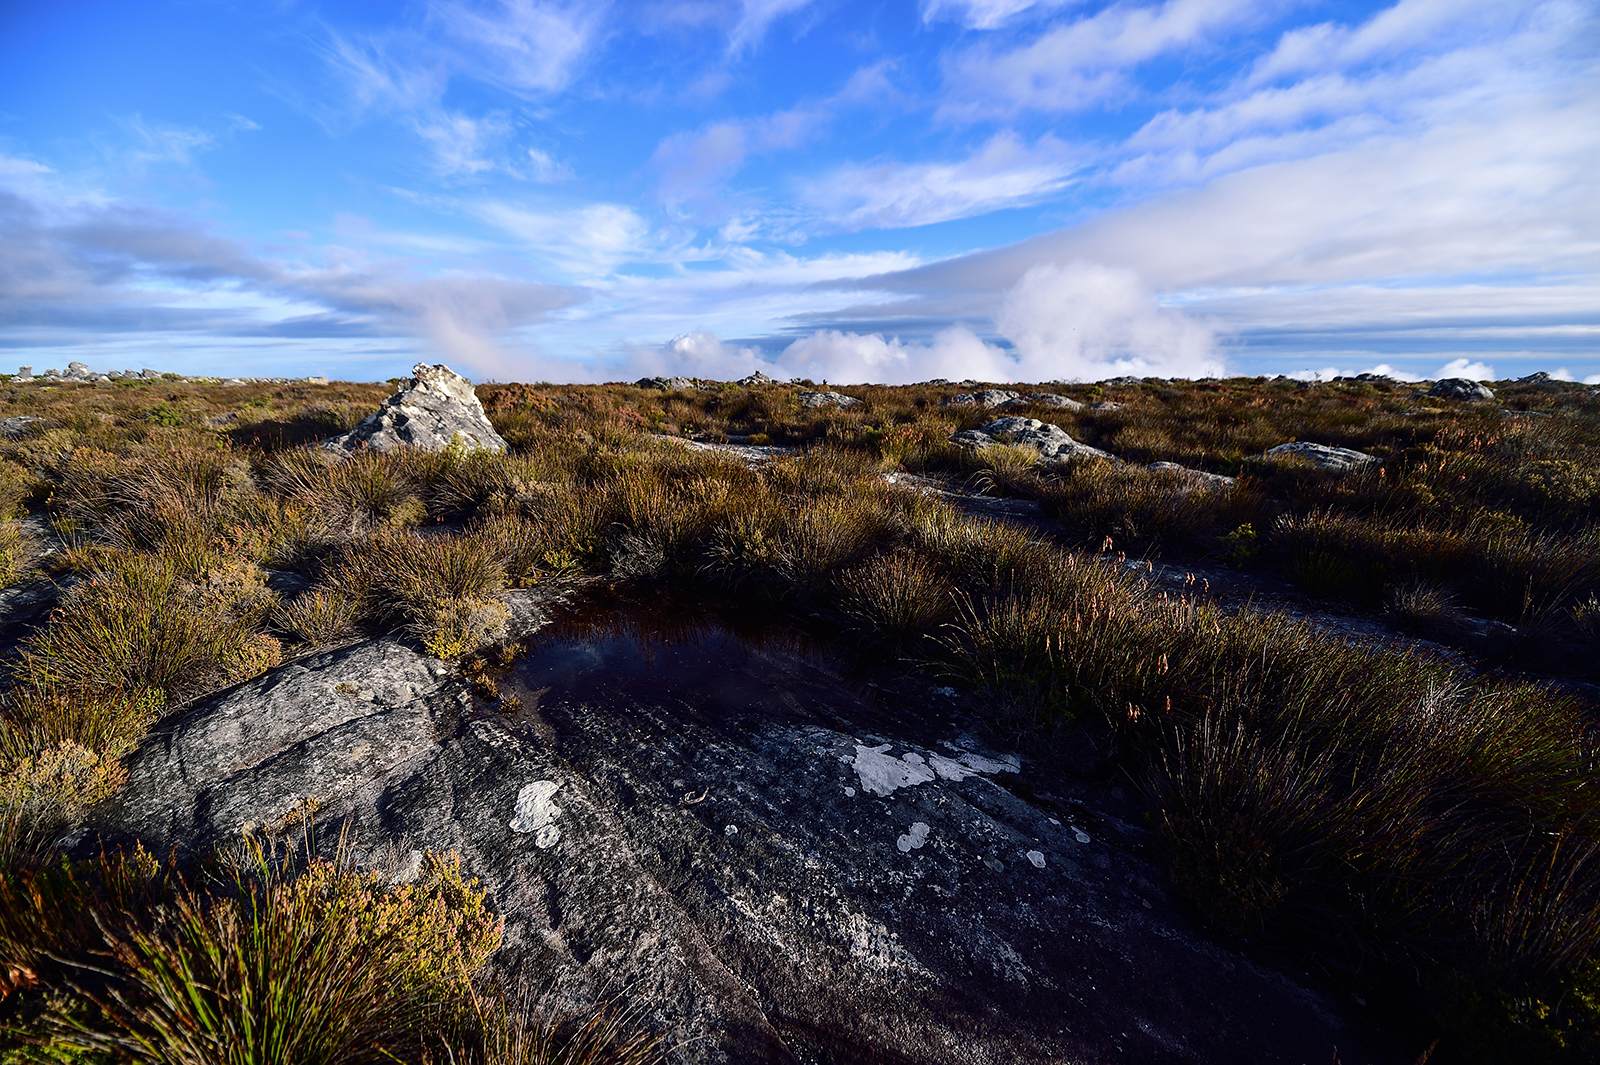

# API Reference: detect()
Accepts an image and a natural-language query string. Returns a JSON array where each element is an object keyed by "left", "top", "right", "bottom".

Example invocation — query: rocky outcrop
[
  {"left": 325, "top": 363, "right": 506, "bottom": 455},
  {"left": 638, "top": 376, "right": 696, "bottom": 391},
  {"left": 80, "top": 595, "right": 1371, "bottom": 1065},
  {"left": 997, "top": 392, "right": 1084, "bottom": 411},
  {"left": 1, "top": 417, "right": 41, "bottom": 438},
  {"left": 952, "top": 417, "right": 1115, "bottom": 463},
  {"left": 797, "top": 390, "right": 863, "bottom": 410},
  {"left": 1264, "top": 441, "right": 1379, "bottom": 471},
  {"left": 1428, "top": 378, "right": 1495, "bottom": 402},
  {"left": 738, "top": 371, "right": 777, "bottom": 387},
  {"left": 942, "top": 389, "right": 1019, "bottom": 409}
]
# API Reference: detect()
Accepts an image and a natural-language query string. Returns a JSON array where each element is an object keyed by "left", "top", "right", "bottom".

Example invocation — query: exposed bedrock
[{"left": 82, "top": 594, "right": 1376, "bottom": 1065}]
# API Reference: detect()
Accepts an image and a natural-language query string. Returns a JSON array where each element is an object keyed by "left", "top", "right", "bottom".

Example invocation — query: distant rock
[
  {"left": 1101, "top": 375, "right": 1144, "bottom": 387},
  {"left": 15, "top": 366, "right": 31, "bottom": 381},
  {"left": 913, "top": 378, "right": 953, "bottom": 387},
  {"left": 305, "top": 376, "right": 329, "bottom": 386},
  {"left": 1400, "top": 408, "right": 1445, "bottom": 417},
  {"left": 1428, "top": 378, "right": 1495, "bottom": 402},
  {"left": 951, "top": 417, "right": 1114, "bottom": 464},
  {"left": 324, "top": 363, "right": 506, "bottom": 455},
  {"left": 637, "top": 376, "right": 696, "bottom": 391},
  {"left": 997, "top": 392, "right": 1084, "bottom": 411},
  {"left": 1264, "top": 441, "right": 1379, "bottom": 471},
  {"left": 736, "top": 371, "right": 776, "bottom": 387},
  {"left": 942, "top": 389, "right": 1020, "bottom": 409},
  {"left": 1145, "top": 461, "right": 1236, "bottom": 489},
  {"left": 797, "top": 390, "right": 864, "bottom": 410},
  {"left": 1090, "top": 401, "right": 1123, "bottom": 411}
]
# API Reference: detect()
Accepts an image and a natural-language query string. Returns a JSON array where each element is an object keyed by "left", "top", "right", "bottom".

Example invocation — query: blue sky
[{"left": 1, "top": 0, "right": 1596, "bottom": 384}]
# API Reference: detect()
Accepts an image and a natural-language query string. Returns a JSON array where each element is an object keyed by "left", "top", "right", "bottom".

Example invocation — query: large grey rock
[
  {"left": 638, "top": 376, "right": 696, "bottom": 391},
  {"left": 15, "top": 366, "right": 31, "bottom": 380},
  {"left": 1428, "top": 378, "right": 1495, "bottom": 402},
  {"left": 82, "top": 598, "right": 1370, "bottom": 1065},
  {"left": 998, "top": 392, "right": 1084, "bottom": 411},
  {"left": 942, "top": 389, "right": 1020, "bottom": 409},
  {"left": 952, "top": 417, "right": 1114, "bottom": 463},
  {"left": 797, "top": 390, "right": 863, "bottom": 410},
  {"left": 737, "top": 371, "right": 777, "bottom": 387},
  {"left": 1264, "top": 441, "right": 1379, "bottom": 471},
  {"left": 325, "top": 363, "right": 506, "bottom": 454},
  {"left": 1, "top": 416, "right": 41, "bottom": 438}
]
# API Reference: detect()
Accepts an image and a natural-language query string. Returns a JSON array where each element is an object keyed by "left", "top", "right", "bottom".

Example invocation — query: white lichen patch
[
  {"left": 897, "top": 821, "right": 931, "bottom": 853},
  {"left": 1071, "top": 826, "right": 1092, "bottom": 844},
  {"left": 510, "top": 780, "right": 563, "bottom": 849},
  {"left": 852, "top": 744, "right": 936, "bottom": 796},
  {"left": 1027, "top": 850, "right": 1046, "bottom": 868}
]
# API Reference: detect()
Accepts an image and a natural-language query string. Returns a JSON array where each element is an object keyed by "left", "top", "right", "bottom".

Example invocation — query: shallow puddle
[{"left": 503, "top": 592, "right": 934, "bottom": 732}]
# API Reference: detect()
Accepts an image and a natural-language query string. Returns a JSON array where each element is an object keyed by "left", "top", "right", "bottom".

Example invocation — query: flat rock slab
[
  {"left": 1263, "top": 441, "right": 1378, "bottom": 471},
  {"left": 797, "top": 390, "right": 864, "bottom": 409},
  {"left": 952, "top": 417, "right": 1116, "bottom": 464},
  {"left": 83, "top": 599, "right": 1378, "bottom": 1065}
]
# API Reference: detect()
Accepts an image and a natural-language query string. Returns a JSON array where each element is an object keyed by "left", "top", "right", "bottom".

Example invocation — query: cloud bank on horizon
[{"left": 0, "top": 0, "right": 1595, "bottom": 384}]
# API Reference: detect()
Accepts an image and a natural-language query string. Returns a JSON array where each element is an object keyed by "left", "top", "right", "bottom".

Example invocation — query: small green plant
[{"left": 1218, "top": 523, "right": 1258, "bottom": 567}]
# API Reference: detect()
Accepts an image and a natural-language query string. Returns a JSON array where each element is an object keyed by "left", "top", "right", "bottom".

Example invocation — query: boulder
[
  {"left": 1264, "top": 442, "right": 1379, "bottom": 471},
  {"left": 324, "top": 363, "right": 507, "bottom": 455},
  {"left": 65, "top": 361, "right": 91, "bottom": 380},
  {"left": 1428, "top": 378, "right": 1495, "bottom": 402},
  {"left": 80, "top": 601, "right": 1370, "bottom": 1064},
  {"left": 1146, "top": 461, "right": 1236, "bottom": 490},
  {"left": 1101, "top": 375, "right": 1144, "bottom": 387},
  {"left": 737, "top": 371, "right": 777, "bottom": 387},
  {"left": 305, "top": 375, "right": 330, "bottom": 386},
  {"left": 15, "top": 366, "right": 31, "bottom": 380},
  {"left": 942, "top": 389, "right": 1020, "bottom": 409},
  {"left": 997, "top": 392, "right": 1084, "bottom": 411},
  {"left": 797, "top": 390, "right": 863, "bottom": 410},
  {"left": 952, "top": 417, "right": 1114, "bottom": 463},
  {"left": 1, "top": 416, "right": 41, "bottom": 438},
  {"left": 638, "top": 376, "right": 696, "bottom": 391}
]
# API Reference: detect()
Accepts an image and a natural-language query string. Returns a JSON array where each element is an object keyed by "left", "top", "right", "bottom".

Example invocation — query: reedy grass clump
[{"left": 3, "top": 835, "right": 502, "bottom": 1065}]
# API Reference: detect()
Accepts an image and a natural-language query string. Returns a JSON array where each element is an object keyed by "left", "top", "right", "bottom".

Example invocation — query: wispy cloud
[
  {"left": 801, "top": 132, "right": 1079, "bottom": 231},
  {"left": 728, "top": 0, "right": 818, "bottom": 53},
  {"left": 920, "top": 0, "right": 1079, "bottom": 31}
]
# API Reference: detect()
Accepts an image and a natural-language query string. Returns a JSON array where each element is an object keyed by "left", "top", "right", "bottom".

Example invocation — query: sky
[{"left": 0, "top": 0, "right": 1596, "bottom": 385}]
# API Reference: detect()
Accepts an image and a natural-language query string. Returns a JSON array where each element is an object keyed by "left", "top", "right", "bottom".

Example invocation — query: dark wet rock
[
  {"left": 952, "top": 417, "right": 1115, "bottom": 463},
  {"left": 1428, "top": 378, "right": 1495, "bottom": 402},
  {"left": 998, "top": 392, "right": 1084, "bottom": 411},
  {"left": 942, "top": 389, "right": 1019, "bottom": 409},
  {"left": 638, "top": 376, "right": 696, "bottom": 391},
  {"left": 1146, "top": 461, "right": 1236, "bottom": 489},
  {"left": 797, "top": 390, "right": 863, "bottom": 410},
  {"left": 82, "top": 596, "right": 1374, "bottom": 1065},
  {"left": 1264, "top": 441, "right": 1379, "bottom": 471},
  {"left": 325, "top": 363, "right": 506, "bottom": 455}
]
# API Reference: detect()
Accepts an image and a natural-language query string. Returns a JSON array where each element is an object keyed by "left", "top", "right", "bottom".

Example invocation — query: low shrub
[
  {"left": 351, "top": 533, "right": 509, "bottom": 658},
  {"left": 17, "top": 554, "right": 279, "bottom": 707},
  {"left": 836, "top": 550, "right": 954, "bottom": 639},
  {"left": 16, "top": 839, "right": 501, "bottom": 1065},
  {"left": 0, "top": 521, "right": 30, "bottom": 587},
  {"left": 276, "top": 587, "right": 363, "bottom": 648}
]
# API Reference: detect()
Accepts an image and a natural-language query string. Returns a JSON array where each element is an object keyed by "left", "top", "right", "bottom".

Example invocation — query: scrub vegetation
[{"left": 1, "top": 370, "right": 1598, "bottom": 1062}]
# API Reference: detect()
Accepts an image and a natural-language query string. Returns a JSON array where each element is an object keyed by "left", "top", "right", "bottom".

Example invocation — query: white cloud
[
  {"left": 416, "top": 112, "right": 514, "bottom": 176},
  {"left": 921, "top": 0, "right": 1077, "bottom": 30},
  {"left": 996, "top": 261, "right": 1222, "bottom": 380},
  {"left": 940, "top": 0, "right": 1261, "bottom": 117},
  {"left": 1435, "top": 357, "right": 1495, "bottom": 381},
  {"left": 1584, "top": 374, "right": 1600, "bottom": 385},
  {"left": 802, "top": 132, "right": 1079, "bottom": 231},
  {"left": 476, "top": 200, "right": 652, "bottom": 275},
  {"left": 434, "top": 0, "right": 603, "bottom": 94},
  {"left": 729, "top": 0, "right": 818, "bottom": 53}
]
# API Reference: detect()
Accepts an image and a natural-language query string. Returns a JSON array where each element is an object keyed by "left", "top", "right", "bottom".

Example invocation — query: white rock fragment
[
  {"left": 897, "top": 822, "right": 931, "bottom": 853},
  {"left": 725, "top": 824, "right": 739, "bottom": 836},
  {"left": 1072, "top": 827, "right": 1091, "bottom": 844},
  {"left": 1027, "top": 850, "right": 1046, "bottom": 869},
  {"left": 510, "top": 780, "right": 563, "bottom": 849},
  {"left": 843, "top": 786, "right": 856, "bottom": 797}
]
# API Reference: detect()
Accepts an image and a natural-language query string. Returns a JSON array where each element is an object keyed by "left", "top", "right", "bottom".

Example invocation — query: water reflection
[{"left": 505, "top": 591, "right": 913, "bottom": 730}]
